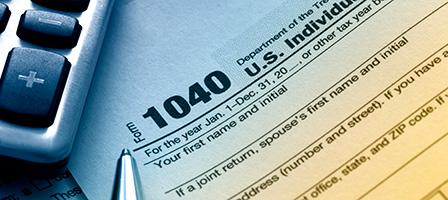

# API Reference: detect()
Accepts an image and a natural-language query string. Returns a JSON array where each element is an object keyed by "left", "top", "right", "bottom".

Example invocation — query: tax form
[{"left": 62, "top": 0, "right": 448, "bottom": 199}]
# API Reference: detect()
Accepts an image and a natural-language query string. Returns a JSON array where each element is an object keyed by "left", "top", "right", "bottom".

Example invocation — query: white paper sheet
[{"left": 68, "top": 0, "right": 448, "bottom": 199}]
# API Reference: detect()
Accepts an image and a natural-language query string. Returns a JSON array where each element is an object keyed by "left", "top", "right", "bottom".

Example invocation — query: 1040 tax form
[{"left": 66, "top": 0, "right": 448, "bottom": 199}]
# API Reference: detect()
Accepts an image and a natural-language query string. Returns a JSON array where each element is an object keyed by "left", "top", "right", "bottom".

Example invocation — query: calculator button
[
  {"left": 0, "top": 48, "right": 71, "bottom": 127},
  {"left": 0, "top": 3, "right": 10, "bottom": 33},
  {"left": 17, "top": 10, "right": 82, "bottom": 48},
  {"left": 31, "top": 0, "right": 90, "bottom": 12}
]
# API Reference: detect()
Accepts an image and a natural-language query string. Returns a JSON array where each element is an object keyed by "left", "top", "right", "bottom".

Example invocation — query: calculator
[{"left": 0, "top": 0, "right": 114, "bottom": 175}]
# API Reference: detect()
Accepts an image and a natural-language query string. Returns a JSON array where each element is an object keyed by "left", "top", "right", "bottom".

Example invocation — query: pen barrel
[{"left": 112, "top": 154, "right": 142, "bottom": 200}]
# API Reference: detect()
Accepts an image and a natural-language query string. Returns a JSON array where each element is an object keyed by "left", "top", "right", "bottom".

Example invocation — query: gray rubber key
[
  {"left": 0, "top": 47, "right": 70, "bottom": 127},
  {"left": 17, "top": 10, "right": 82, "bottom": 48}
]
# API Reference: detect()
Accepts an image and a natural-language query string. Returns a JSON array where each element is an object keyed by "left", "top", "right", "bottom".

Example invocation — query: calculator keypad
[
  {"left": 0, "top": 0, "right": 113, "bottom": 173},
  {"left": 0, "top": 1, "right": 86, "bottom": 127}
]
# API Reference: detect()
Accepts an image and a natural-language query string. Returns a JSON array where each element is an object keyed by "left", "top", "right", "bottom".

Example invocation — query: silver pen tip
[
  {"left": 121, "top": 148, "right": 131, "bottom": 156},
  {"left": 113, "top": 148, "right": 142, "bottom": 199}
]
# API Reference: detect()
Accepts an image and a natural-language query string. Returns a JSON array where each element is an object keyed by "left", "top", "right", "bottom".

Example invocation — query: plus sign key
[{"left": 0, "top": 48, "right": 70, "bottom": 127}]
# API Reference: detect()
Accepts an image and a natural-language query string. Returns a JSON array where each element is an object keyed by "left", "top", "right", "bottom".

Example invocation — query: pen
[{"left": 112, "top": 148, "right": 142, "bottom": 200}]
